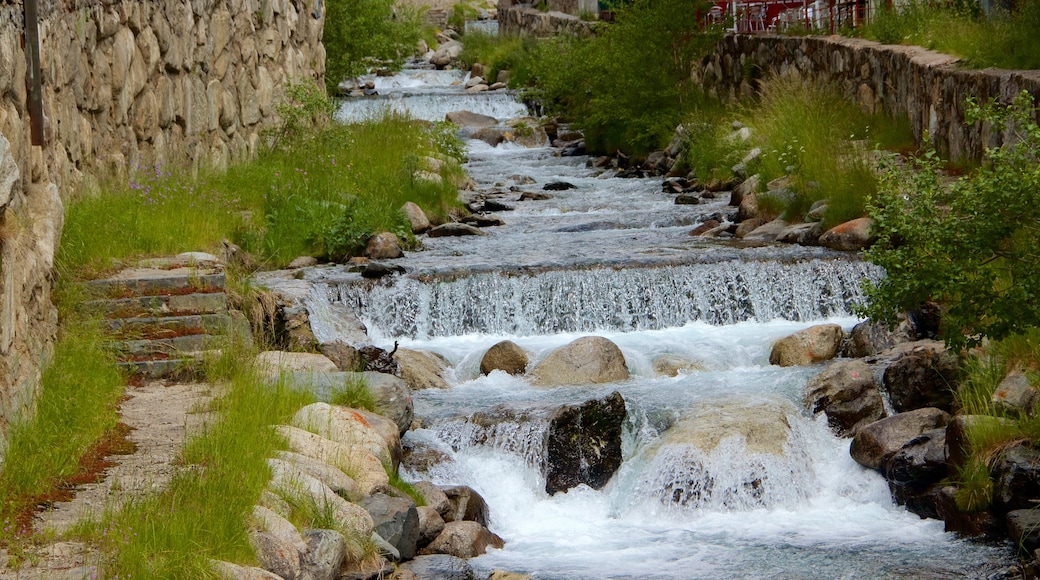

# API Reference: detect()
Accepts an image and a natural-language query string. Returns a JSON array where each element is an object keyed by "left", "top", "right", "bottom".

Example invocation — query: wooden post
[{"left": 23, "top": 0, "right": 44, "bottom": 146}]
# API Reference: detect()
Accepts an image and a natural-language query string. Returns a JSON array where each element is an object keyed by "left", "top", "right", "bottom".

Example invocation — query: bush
[
  {"left": 522, "top": 0, "right": 722, "bottom": 155},
  {"left": 862, "top": 91, "right": 1040, "bottom": 347},
  {"left": 323, "top": 0, "right": 422, "bottom": 93}
]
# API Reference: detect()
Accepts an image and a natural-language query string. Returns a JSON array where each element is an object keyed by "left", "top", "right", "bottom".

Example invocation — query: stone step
[
  {"left": 104, "top": 313, "right": 232, "bottom": 336},
  {"left": 111, "top": 334, "right": 226, "bottom": 357},
  {"left": 88, "top": 268, "right": 225, "bottom": 297},
  {"left": 87, "top": 292, "right": 228, "bottom": 318},
  {"left": 116, "top": 358, "right": 204, "bottom": 380}
]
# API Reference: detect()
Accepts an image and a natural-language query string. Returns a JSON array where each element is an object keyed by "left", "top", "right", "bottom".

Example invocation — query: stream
[{"left": 292, "top": 68, "right": 1015, "bottom": 578}]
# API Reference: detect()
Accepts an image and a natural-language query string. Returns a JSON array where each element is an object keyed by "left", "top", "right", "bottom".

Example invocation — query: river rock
[
  {"left": 417, "top": 505, "right": 446, "bottom": 546},
  {"left": 255, "top": 351, "right": 338, "bottom": 377},
  {"left": 252, "top": 505, "right": 307, "bottom": 550},
  {"left": 1007, "top": 509, "right": 1040, "bottom": 554},
  {"left": 360, "top": 493, "right": 420, "bottom": 560},
  {"left": 803, "top": 359, "right": 884, "bottom": 437},
  {"left": 465, "top": 83, "right": 489, "bottom": 93},
  {"left": 365, "top": 232, "right": 403, "bottom": 259},
  {"left": 274, "top": 450, "right": 362, "bottom": 501},
  {"left": 488, "top": 572, "right": 531, "bottom": 580},
  {"left": 543, "top": 181, "right": 576, "bottom": 191},
  {"left": 688, "top": 219, "right": 721, "bottom": 237},
  {"left": 402, "top": 202, "right": 431, "bottom": 234},
  {"left": 441, "top": 485, "right": 490, "bottom": 526},
  {"left": 399, "top": 555, "right": 475, "bottom": 580},
  {"left": 730, "top": 174, "right": 759, "bottom": 206},
  {"left": 818, "top": 217, "right": 875, "bottom": 251},
  {"left": 768, "top": 324, "right": 843, "bottom": 367},
  {"left": 267, "top": 458, "right": 376, "bottom": 538},
  {"left": 545, "top": 391, "right": 626, "bottom": 495},
  {"left": 480, "top": 340, "right": 529, "bottom": 375},
  {"left": 275, "top": 425, "right": 390, "bottom": 494},
  {"left": 529, "top": 336, "right": 630, "bottom": 387},
  {"left": 464, "top": 75, "right": 485, "bottom": 89},
  {"left": 736, "top": 192, "right": 759, "bottom": 222},
  {"left": 884, "top": 428, "right": 948, "bottom": 514},
  {"left": 428, "top": 223, "right": 488, "bottom": 237},
  {"left": 287, "top": 256, "right": 319, "bottom": 269},
  {"left": 883, "top": 344, "right": 959, "bottom": 413},
  {"left": 395, "top": 348, "right": 452, "bottom": 390},
  {"left": 212, "top": 560, "right": 284, "bottom": 580},
  {"left": 841, "top": 317, "right": 916, "bottom": 358},
  {"left": 430, "top": 41, "right": 463, "bottom": 68},
  {"left": 445, "top": 110, "right": 497, "bottom": 127},
  {"left": 518, "top": 191, "right": 552, "bottom": 201},
  {"left": 674, "top": 193, "right": 701, "bottom": 205},
  {"left": 250, "top": 531, "right": 302, "bottom": 580},
  {"left": 850, "top": 407, "right": 950, "bottom": 471},
  {"left": 992, "top": 373, "right": 1037, "bottom": 415},
  {"left": 413, "top": 482, "right": 451, "bottom": 518},
  {"left": 291, "top": 402, "right": 394, "bottom": 467},
  {"left": 362, "top": 262, "right": 406, "bottom": 279},
  {"left": 364, "top": 372, "right": 413, "bottom": 437},
  {"left": 742, "top": 218, "right": 788, "bottom": 242},
  {"left": 775, "top": 222, "right": 822, "bottom": 245},
  {"left": 301, "top": 529, "right": 347, "bottom": 580},
  {"left": 420, "top": 521, "right": 504, "bottom": 558},
  {"left": 935, "top": 485, "right": 1003, "bottom": 537},
  {"left": 651, "top": 354, "right": 701, "bottom": 377},
  {"left": 460, "top": 213, "right": 505, "bottom": 227},
  {"left": 992, "top": 443, "right": 1040, "bottom": 513}
]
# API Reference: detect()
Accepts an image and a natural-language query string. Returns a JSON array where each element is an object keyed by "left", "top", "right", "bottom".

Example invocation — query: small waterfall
[
  {"left": 434, "top": 416, "right": 551, "bottom": 469},
  {"left": 336, "top": 92, "right": 530, "bottom": 123},
  {"left": 336, "top": 259, "right": 883, "bottom": 339}
]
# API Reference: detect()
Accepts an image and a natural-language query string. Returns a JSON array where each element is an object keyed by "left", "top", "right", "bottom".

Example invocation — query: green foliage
[
  {"left": 264, "top": 80, "right": 334, "bottom": 151},
  {"left": 459, "top": 31, "right": 538, "bottom": 87},
  {"left": 673, "top": 105, "right": 744, "bottom": 182},
  {"left": 521, "top": 0, "right": 722, "bottom": 155},
  {"left": 329, "top": 376, "right": 378, "bottom": 412},
  {"left": 858, "top": 0, "right": 1040, "bottom": 69},
  {"left": 448, "top": 2, "right": 481, "bottom": 31},
  {"left": 0, "top": 309, "right": 124, "bottom": 546},
  {"left": 954, "top": 457, "right": 994, "bottom": 512},
  {"left": 323, "top": 0, "right": 422, "bottom": 93},
  {"left": 387, "top": 469, "right": 427, "bottom": 507},
  {"left": 862, "top": 92, "right": 1040, "bottom": 347}
]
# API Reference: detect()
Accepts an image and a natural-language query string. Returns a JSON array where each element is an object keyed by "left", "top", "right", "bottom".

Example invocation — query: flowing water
[{"left": 308, "top": 68, "right": 1016, "bottom": 578}]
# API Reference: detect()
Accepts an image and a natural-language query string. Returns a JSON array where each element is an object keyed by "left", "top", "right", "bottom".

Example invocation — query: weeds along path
[{"left": 0, "top": 381, "right": 216, "bottom": 579}]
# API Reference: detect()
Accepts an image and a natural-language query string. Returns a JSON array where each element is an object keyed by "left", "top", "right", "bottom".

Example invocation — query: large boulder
[
  {"left": 301, "top": 529, "right": 347, "bottom": 580},
  {"left": 544, "top": 391, "right": 626, "bottom": 495},
  {"left": 267, "top": 458, "right": 375, "bottom": 538},
  {"left": 841, "top": 317, "right": 916, "bottom": 358},
  {"left": 402, "top": 202, "right": 432, "bottom": 234},
  {"left": 1006, "top": 509, "right": 1040, "bottom": 554},
  {"left": 399, "top": 555, "right": 475, "bottom": 580},
  {"left": 416, "top": 505, "right": 446, "bottom": 547},
  {"left": 363, "top": 372, "right": 414, "bottom": 436},
  {"left": 883, "top": 344, "right": 959, "bottom": 413},
  {"left": 651, "top": 354, "right": 701, "bottom": 377},
  {"left": 480, "top": 340, "right": 529, "bottom": 375},
  {"left": 991, "top": 373, "right": 1038, "bottom": 416},
  {"left": 445, "top": 109, "right": 497, "bottom": 127},
  {"left": 250, "top": 531, "right": 302, "bottom": 580},
  {"left": 768, "top": 324, "right": 843, "bottom": 367},
  {"left": 441, "top": 485, "right": 490, "bottom": 526},
  {"left": 818, "top": 217, "right": 875, "bottom": 251},
  {"left": 430, "top": 41, "right": 463, "bottom": 68},
  {"left": 255, "top": 351, "right": 338, "bottom": 377},
  {"left": 884, "top": 428, "right": 948, "bottom": 518},
  {"left": 360, "top": 493, "right": 421, "bottom": 560},
  {"left": 291, "top": 403, "right": 394, "bottom": 467},
  {"left": 414, "top": 481, "right": 451, "bottom": 518},
  {"left": 529, "top": 336, "right": 630, "bottom": 387},
  {"left": 803, "top": 359, "right": 884, "bottom": 437},
  {"left": 275, "top": 425, "right": 389, "bottom": 494},
  {"left": 420, "top": 521, "right": 504, "bottom": 559},
  {"left": 992, "top": 443, "right": 1040, "bottom": 514},
  {"left": 395, "top": 348, "right": 453, "bottom": 391},
  {"left": 633, "top": 398, "right": 811, "bottom": 509},
  {"left": 274, "top": 450, "right": 362, "bottom": 501},
  {"left": 850, "top": 408, "right": 950, "bottom": 471}
]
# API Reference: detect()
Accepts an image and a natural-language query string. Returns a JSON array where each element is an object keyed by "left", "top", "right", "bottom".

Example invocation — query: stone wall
[
  {"left": 498, "top": 0, "right": 596, "bottom": 36},
  {"left": 0, "top": 0, "right": 324, "bottom": 459},
  {"left": 696, "top": 33, "right": 1040, "bottom": 162}
]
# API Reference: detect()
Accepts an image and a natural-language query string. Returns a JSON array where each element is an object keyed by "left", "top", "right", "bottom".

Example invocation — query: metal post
[{"left": 23, "top": 0, "right": 44, "bottom": 146}]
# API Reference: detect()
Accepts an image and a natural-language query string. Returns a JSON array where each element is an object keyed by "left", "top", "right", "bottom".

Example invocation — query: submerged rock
[
  {"left": 428, "top": 223, "right": 488, "bottom": 237},
  {"left": 480, "top": 340, "right": 529, "bottom": 375},
  {"left": 529, "top": 336, "right": 629, "bottom": 387},
  {"left": 544, "top": 391, "right": 626, "bottom": 495},
  {"left": 543, "top": 181, "right": 577, "bottom": 191}
]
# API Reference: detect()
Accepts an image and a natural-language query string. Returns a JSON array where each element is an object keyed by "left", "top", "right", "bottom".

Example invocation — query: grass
[
  {"left": 387, "top": 467, "right": 426, "bottom": 507},
  {"left": 739, "top": 75, "right": 914, "bottom": 228},
  {"left": 857, "top": 0, "right": 1040, "bottom": 70},
  {"left": 58, "top": 107, "right": 465, "bottom": 276},
  {"left": 329, "top": 376, "right": 379, "bottom": 412},
  {"left": 459, "top": 31, "right": 539, "bottom": 88},
  {"left": 73, "top": 347, "right": 317, "bottom": 577},
  {"left": 0, "top": 307, "right": 125, "bottom": 566}
]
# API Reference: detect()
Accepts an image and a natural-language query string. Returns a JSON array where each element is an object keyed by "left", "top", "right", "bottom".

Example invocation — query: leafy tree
[
  {"left": 323, "top": 0, "right": 422, "bottom": 93},
  {"left": 862, "top": 91, "right": 1040, "bottom": 347}
]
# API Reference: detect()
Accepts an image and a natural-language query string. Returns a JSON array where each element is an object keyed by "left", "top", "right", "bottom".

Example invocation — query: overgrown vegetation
[
  {"left": 510, "top": 0, "right": 723, "bottom": 154},
  {"left": 862, "top": 91, "right": 1040, "bottom": 347},
  {"left": 329, "top": 376, "right": 378, "bottom": 412},
  {"left": 857, "top": 0, "right": 1040, "bottom": 69},
  {"left": 0, "top": 308, "right": 125, "bottom": 566},
  {"left": 323, "top": 0, "right": 423, "bottom": 93},
  {"left": 59, "top": 87, "right": 464, "bottom": 275}
]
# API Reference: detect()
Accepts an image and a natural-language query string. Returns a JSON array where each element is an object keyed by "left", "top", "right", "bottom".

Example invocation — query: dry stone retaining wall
[
  {"left": 0, "top": 0, "right": 324, "bottom": 461},
  {"left": 696, "top": 33, "right": 1040, "bottom": 162},
  {"left": 498, "top": 0, "right": 595, "bottom": 36}
]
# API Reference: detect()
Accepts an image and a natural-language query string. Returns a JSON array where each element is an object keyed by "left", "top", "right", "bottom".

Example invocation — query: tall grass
[
  {"left": 743, "top": 76, "right": 913, "bottom": 228},
  {"left": 84, "top": 351, "right": 316, "bottom": 578},
  {"left": 58, "top": 111, "right": 464, "bottom": 276},
  {"left": 859, "top": 0, "right": 1040, "bottom": 70},
  {"left": 459, "top": 31, "right": 539, "bottom": 86},
  {"left": 0, "top": 307, "right": 125, "bottom": 560}
]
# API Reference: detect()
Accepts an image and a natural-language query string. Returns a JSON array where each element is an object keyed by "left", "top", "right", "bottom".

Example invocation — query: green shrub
[
  {"left": 862, "top": 91, "right": 1040, "bottom": 347},
  {"left": 459, "top": 31, "right": 537, "bottom": 87},
  {"left": 323, "top": 0, "right": 422, "bottom": 93}
]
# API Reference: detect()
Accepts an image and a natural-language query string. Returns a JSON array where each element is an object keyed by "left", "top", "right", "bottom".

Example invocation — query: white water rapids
[{"left": 303, "top": 67, "right": 1016, "bottom": 578}]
